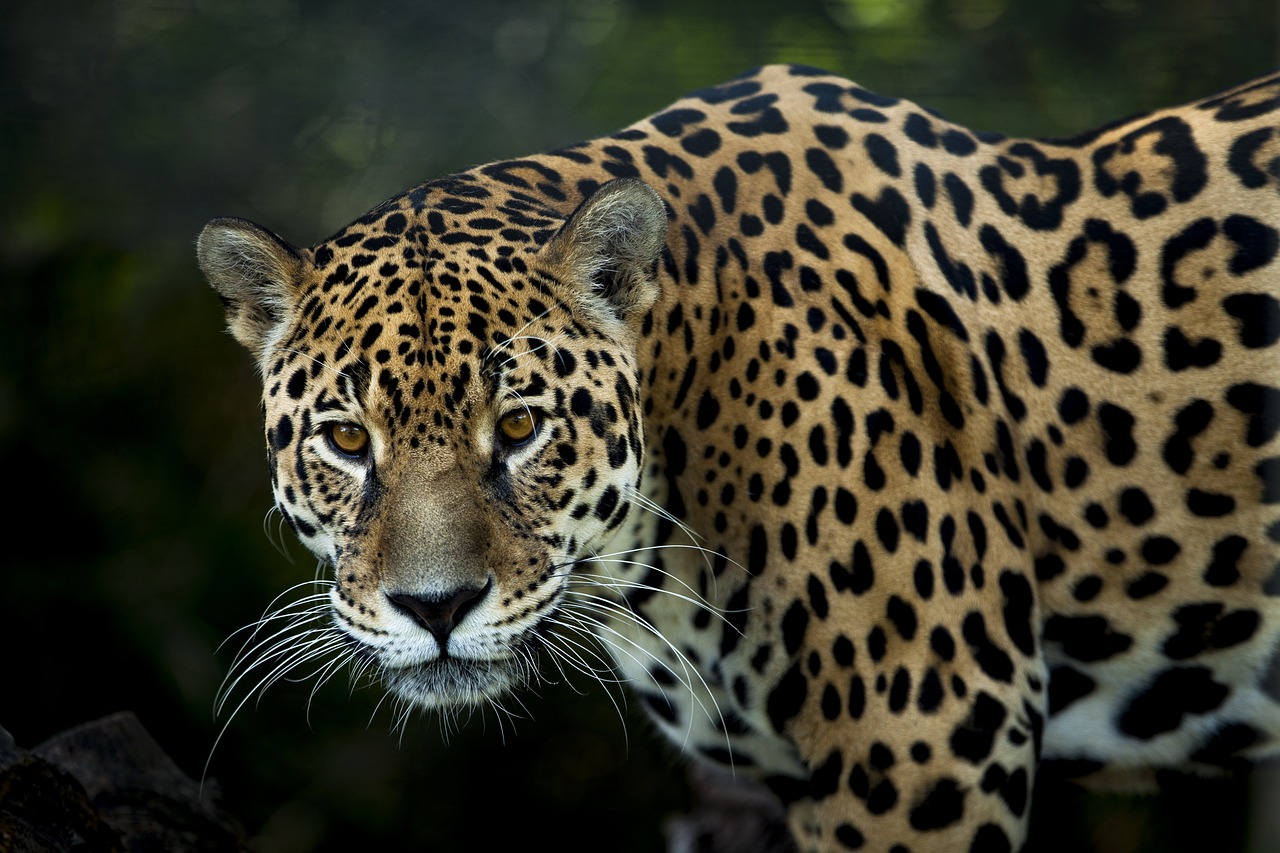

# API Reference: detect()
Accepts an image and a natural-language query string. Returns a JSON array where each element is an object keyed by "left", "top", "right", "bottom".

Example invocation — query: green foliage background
[{"left": 1, "top": 1, "right": 1275, "bottom": 851}]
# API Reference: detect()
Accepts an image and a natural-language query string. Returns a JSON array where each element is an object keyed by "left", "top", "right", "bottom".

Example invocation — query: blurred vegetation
[{"left": 0, "top": 1, "right": 1276, "bottom": 851}]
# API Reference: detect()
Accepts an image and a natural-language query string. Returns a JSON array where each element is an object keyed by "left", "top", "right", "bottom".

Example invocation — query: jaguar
[{"left": 198, "top": 65, "right": 1280, "bottom": 851}]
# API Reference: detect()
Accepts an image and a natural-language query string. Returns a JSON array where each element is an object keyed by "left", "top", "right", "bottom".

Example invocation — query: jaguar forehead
[{"left": 293, "top": 220, "right": 559, "bottom": 435}]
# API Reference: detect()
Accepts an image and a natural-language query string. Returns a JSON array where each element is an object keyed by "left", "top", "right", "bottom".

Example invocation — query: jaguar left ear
[{"left": 544, "top": 178, "right": 668, "bottom": 328}]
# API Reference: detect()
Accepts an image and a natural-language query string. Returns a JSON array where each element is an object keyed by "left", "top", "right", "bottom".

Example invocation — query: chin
[{"left": 382, "top": 656, "right": 526, "bottom": 709}]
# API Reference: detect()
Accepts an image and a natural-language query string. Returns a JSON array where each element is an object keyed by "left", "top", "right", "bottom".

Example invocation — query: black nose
[{"left": 388, "top": 581, "right": 490, "bottom": 648}]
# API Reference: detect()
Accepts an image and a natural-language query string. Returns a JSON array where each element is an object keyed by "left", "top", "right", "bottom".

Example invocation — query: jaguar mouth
[
  {"left": 381, "top": 654, "right": 528, "bottom": 709},
  {"left": 333, "top": 595, "right": 565, "bottom": 711}
]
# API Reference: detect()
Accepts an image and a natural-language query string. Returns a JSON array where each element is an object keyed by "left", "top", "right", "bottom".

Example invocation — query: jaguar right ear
[{"left": 197, "top": 217, "right": 306, "bottom": 364}]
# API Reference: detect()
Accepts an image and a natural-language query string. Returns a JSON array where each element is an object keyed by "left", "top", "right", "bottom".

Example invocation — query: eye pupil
[
  {"left": 329, "top": 423, "right": 369, "bottom": 456},
  {"left": 499, "top": 410, "right": 537, "bottom": 444}
]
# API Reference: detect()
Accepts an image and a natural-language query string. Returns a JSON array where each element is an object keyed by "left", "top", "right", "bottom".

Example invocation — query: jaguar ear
[
  {"left": 544, "top": 178, "right": 668, "bottom": 328},
  {"left": 197, "top": 217, "right": 306, "bottom": 363}
]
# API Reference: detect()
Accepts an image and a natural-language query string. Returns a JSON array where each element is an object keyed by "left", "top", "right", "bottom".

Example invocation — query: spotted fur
[{"left": 199, "top": 65, "right": 1280, "bottom": 852}]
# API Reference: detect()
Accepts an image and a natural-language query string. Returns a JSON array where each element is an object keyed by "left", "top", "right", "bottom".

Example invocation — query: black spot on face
[
  {"left": 1072, "top": 575, "right": 1102, "bottom": 602},
  {"left": 286, "top": 368, "right": 307, "bottom": 399},
  {"left": 272, "top": 414, "right": 294, "bottom": 450},
  {"left": 696, "top": 389, "right": 721, "bottom": 429},
  {"left": 981, "top": 764, "right": 1028, "bottom": 819},
  {"left": 1141, "top": 536, "right": 1181, "bottom": 565},
  {"left": 1187, "top": 488, "right": 1236, "bottom": 517},
  {"left": 913, "top": 559, "right": 934, "bottom": 599},
  {"left": 918, "top": 668, "right": 944, "bottom": 713},
  {"left": 640, "top": 691, "right": 677, "bottom": 723},
  {"left": 866, "top": 776, "right": 898, "bottom": 814},
  {"left": 832, "top": 634, "right": 854, "bottom": 667},
  {"left": 1058, "top": 388, "right": 1089, "bottom": 424},
  {"left": 810, "top": 748, "right": 844, "bottom": 799},
  {"left": 931, "top": 626, "right": 955, "bottom": 661},
  {"left": 834, "top": 823, "right": 864, "bottom": 849},
  {"left": 748, "top": 525, "right": 768, "bottom": 576},
  {"left": 866, "top": 625, "right": 887, "bottom": 663},
  {"left": 847, "top": 675, "right": 866, "bottom": 720}
]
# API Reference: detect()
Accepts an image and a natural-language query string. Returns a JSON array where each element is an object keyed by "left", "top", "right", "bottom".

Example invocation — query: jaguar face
[{"left": 200, "top": 178, "right": 668, "bottom": 710}]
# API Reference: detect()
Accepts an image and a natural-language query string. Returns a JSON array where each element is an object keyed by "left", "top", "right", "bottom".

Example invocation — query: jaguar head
[{"left": 198, "top": 177, "right": 667, "bottom": 711}]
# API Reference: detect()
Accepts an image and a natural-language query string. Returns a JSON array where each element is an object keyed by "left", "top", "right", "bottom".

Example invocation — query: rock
[{"left": 0, "top": 712, "right": 247, "bottom": 852}]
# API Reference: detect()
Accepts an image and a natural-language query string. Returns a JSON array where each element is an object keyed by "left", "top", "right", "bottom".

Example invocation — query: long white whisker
[
  {"left": 261, "top": 506, "right": 296, "bottom": 562},
  {"left": 542, "top": 625, "right": 627, "bottom": 685},
  {"left": 557, "top": 594, "right": 731, "bottom": 761},
  {"left": 215, "top": 583, "right": 333, "bottom": 653},
  {"left": 623, "top": 484, "right": 707, "bottom": 546},
  {"left": 572, "top": 569, "right": 745, "bottom": 636},
  {"left": 216, "top": 626, "right": 331, "bottom": 713},
  {"left": 205, "top": 578, "right": 347, "bottom": 791},
  {"left": 215, "top": 607, "right": 334, "bottom": 712},
  {"left": 613, "top": 488, "right": 737, "bottom": 597},
  {"left": 203, "top": 627, "right": 344, "bottom": 789},
  {"left": 540, "top": 625, "right": 634, "bottom": 751}
]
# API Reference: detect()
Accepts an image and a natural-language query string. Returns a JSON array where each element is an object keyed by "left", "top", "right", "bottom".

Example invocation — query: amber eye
[
  {"left": 497, "top": 409, "right": 539, "bottom": 446},
  {"left": 328, "top": 422, "right": 369, "bottom": 457}
]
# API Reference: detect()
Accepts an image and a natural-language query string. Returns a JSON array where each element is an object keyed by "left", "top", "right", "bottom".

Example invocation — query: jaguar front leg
[{"left": 781, "top": 655, "right": 1046, "bottom": 852}]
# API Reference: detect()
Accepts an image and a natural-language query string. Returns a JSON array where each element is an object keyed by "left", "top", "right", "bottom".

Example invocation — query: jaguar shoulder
[{"left": 198, "top": 64, "right": 1280, "bottom": 852}]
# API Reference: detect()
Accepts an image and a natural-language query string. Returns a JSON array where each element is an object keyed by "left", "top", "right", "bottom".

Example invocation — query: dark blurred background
[{"left": 1, "top": 1, "right": 1276, "bottom": 851}]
